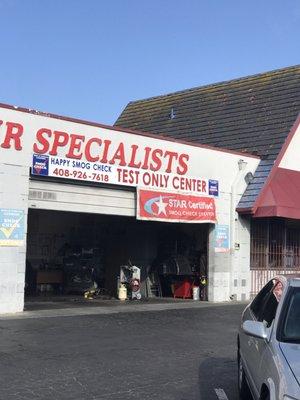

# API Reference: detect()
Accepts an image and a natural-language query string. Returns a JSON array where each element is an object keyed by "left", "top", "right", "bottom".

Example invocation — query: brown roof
[{"left": 115, "top": 65, "right": 300, "bottom": 210}]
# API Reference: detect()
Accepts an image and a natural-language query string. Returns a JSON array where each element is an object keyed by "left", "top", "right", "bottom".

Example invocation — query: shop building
[
  {"left": 115, "top": 65, "right": 300, "bottom": 297},
  {"left": 1, "top": 65, "right": 299, "bottom": 315},
  {"left": 0, "top": 102, "right": 259, "bottom": 314}
]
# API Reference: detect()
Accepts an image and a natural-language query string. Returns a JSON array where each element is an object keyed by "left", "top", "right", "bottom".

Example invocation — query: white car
[{"left": 237, "top": 275, "right": 300, "bottom": 400}]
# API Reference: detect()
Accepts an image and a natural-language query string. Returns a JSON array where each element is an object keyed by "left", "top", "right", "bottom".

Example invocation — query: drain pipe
[{"left": 229, "top": 159, "right": 247, "bottom": 299}]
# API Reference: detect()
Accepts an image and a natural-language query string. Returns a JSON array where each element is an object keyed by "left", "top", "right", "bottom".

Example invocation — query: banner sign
[
  {"left": 32, "top": 153, "right": 219, "bottom": 196},
  {"left": 0, "top": 209, "right": 25, "bottom": 246},
  {"left": 137, "top": 188, "right": 216, "bottom": 223},
  {"left": 214, "top": 224, "right": 230, "bottom": 253},
  {"left": 0, "top": 108, "right": 225, "bottom": 196}
]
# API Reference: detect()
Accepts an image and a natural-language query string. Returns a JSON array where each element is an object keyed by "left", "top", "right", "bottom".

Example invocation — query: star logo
[
  {"left": 154, "top": 196, "right": 168, "bottom": 216},
  {"left": 143, "top": 194, "right": 173, "bottom": 216}
]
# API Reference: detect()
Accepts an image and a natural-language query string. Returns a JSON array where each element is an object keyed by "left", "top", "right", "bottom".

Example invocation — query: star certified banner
[{"left": 137, "top": 188, "right": 216, "bottom": 223}]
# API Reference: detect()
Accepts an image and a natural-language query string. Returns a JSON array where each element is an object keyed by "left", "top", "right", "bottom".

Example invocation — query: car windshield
[{"left": 282, "top": 287, "right": 300, "bottom": 343}]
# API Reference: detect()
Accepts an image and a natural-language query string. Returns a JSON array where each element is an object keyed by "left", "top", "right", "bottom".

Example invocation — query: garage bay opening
[{"left": 25, "top": 209, "right": 209, "bottom": 304}]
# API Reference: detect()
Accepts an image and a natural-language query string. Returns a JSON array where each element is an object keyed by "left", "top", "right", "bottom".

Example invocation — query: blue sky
[{"left": 0, "top": 0, "right": 299, "bottom": 124}]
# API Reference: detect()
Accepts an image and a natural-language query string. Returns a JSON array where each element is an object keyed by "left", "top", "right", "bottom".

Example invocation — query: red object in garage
[{"left": 173, "top": 280, "right": 193, "bottom": 299}]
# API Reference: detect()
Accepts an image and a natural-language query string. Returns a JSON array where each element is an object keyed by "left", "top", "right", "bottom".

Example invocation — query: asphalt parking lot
[{"left": 0, "top": 302, "right": 246, "bottom": 400}]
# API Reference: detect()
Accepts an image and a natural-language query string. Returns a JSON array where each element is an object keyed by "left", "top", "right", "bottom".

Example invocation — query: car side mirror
[{"left": 242, "top": 320, "right": 268, "bottom": 340}]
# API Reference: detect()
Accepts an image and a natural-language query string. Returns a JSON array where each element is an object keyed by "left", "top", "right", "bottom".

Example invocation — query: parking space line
[{"left": 214, "top": 388, "right": 229, "bottom": 400}]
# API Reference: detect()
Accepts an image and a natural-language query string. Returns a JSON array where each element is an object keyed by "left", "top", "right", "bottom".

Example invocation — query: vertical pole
[
  {"left": 283, "top": 221, "right": 287, "bottom": 273},
  {"left": 265, "top": 220, "right": 269, "bottom": 291},
  {"left": 266, "top": 220, "right": 269, "bottom": 271}
]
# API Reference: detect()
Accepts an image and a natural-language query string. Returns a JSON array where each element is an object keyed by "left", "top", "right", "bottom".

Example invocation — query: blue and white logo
[
  {"left": 209, "top": 179, "right": 219, "bottom": 197},
  {"left": 32, "top": 154, "right": 49, "bottom": 176}
]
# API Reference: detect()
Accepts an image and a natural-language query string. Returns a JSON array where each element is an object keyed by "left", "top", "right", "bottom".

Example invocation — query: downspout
[
  {"left": 231, "top": 159, "right": 248, "bottom": 250},
  {"left": 230, "top": 159, "right": 247, "bottom": 298}
]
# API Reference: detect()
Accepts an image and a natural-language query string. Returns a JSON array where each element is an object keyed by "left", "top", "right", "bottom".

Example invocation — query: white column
[{"left": 0, "top": 163, "right": 29, "bottom": 314}]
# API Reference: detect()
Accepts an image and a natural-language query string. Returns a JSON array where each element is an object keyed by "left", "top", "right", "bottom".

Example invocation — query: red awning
[
  {"left": 254, "top": 168, "right": 300, "bottom": 219},
  {"left": 250, "top": 115, "right": 300, "bottom": 219}
]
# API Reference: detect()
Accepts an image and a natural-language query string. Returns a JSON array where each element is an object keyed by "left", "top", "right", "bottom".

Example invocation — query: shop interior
[{"left": 25, "top": 209, "right": 209, "bottom": 301}]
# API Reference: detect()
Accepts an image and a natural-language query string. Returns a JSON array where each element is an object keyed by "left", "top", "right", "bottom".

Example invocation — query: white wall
[
  {"left": 0, "top": 105, "right": 260, "bottom": 312},
  {"left": 230, "top": 216, "right": 252, "bottom": 301},
  {"left": 207, "top": 163, "right": 257, "bottom": 302},
  {"left": 0, "top": 164, "right": 29, "bottom": 313}
]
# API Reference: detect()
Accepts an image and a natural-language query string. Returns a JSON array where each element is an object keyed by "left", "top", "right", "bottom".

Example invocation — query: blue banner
[{"left": 214, "top": 224, "right": 229, "bottom": 253}]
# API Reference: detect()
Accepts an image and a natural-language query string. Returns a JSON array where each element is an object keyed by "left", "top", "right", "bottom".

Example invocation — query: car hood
[{"left": 280, "top": 342, "right": 300, "bottom": 385}]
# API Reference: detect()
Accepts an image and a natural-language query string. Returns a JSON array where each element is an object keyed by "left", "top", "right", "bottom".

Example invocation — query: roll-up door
[{"left": 28, "top": 180, "right": 135, "bottom": 217}]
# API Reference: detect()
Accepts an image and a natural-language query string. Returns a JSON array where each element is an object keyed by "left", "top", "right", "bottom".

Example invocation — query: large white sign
[
  {"left": 0, "top": 108, "right": 223, "bottom": 196},
  {"left": 0, "top": 105, "right": 259, "bottom": 196}
]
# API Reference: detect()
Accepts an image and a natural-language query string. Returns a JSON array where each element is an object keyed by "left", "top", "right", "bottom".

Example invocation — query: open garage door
[{"left": 25, "top": 208, "right": 209, "bottom": 303}]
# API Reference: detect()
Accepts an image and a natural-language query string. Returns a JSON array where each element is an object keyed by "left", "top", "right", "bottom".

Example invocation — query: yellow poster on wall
[{"left": 0, "top": 209, "right": 24, "bottom": 246}]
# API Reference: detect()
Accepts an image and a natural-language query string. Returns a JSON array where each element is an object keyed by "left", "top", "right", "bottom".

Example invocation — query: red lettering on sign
[
  {"left": 85, "top": 138, "right": 102, "bottom": 162},
  {"left": 66, "top": 134, "right": 85, "bottom": 159},
  {"left": 177, "top": 154, "right": 189, "bottom": 175},
  {"left": 164, "top": 151, "right": 178, "bottom": 173},
  {"left": 49, "top": 131, "right": 69, "bottom": 156},
  {"left": 0, "top": 122, "right": 193, "bottom": 176},
  {"left": 128, "top": 144, "right": 142, "bottom": 168},
  {"left": 33, "top": 128, "right": 52, "bottom": 153},
  {"left": 150, "top": 149, "right": 163, "bottom": 171},
  {"left": 100, "top": 139, "right": 112, "bottom": 163},
  {"left": 141, "top": 147, "right": 151, "bottom": 170},
  {"left": 109, "top": 142, "right": 126, "bottom": 166},
  {"left": 1, "top": 122, "right": 24, "bottom": 150}
]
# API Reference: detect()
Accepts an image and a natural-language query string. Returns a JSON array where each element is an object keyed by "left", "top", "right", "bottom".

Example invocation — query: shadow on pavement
[{"left": 198, "top": 356, "right": 238, "bottom": 400}]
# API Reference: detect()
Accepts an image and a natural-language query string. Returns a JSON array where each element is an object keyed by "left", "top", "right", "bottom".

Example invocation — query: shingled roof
[{"left": 115, "top": 65, "right": 300, "bottom": 211}]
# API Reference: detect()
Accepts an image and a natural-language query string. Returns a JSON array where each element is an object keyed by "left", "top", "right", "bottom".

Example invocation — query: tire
[
  {"left": 238, "top": 351, "right": 253, "bottom": 400},
  {"left": 261, "top": 388, "right": 270, "bottom": 400}
]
